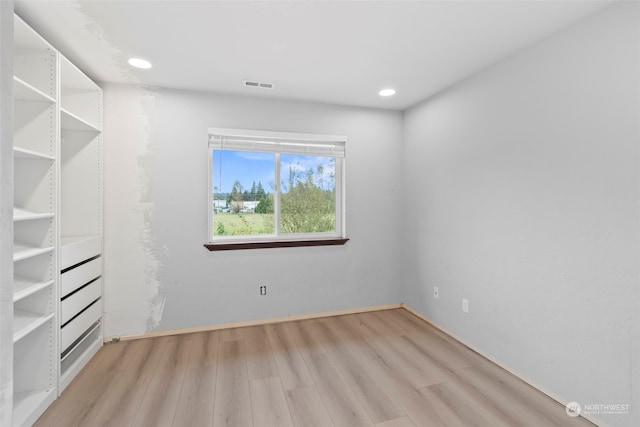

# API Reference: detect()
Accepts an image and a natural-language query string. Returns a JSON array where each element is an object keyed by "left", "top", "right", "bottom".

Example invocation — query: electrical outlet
[
  {"left": 462, "top": 298, "right": 469, "bottom": 313},
  {"left": 260, "top": 285, "right": 267, "bottom": 295},
  {"left": 433, "top": 286, "right": 439, "bottom": 299}
]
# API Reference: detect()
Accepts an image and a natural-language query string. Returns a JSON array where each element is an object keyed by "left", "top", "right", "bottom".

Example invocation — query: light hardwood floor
[{"left": 34, "top": 309, "right": 596, "bottom": 427}]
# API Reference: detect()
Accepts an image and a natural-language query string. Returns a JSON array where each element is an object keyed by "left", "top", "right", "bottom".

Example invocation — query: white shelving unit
[
  {"left": 12, "top": 15, "right": 57, "bottom": 427},
  {"left": 14, "top": 208, "right": 55, "bottom": 222},
  {"left": 14, "top": 276, "right": 55, "bottom": 302},
  {"left": 10, "top": 14, "right": 104, "bottom": 424},
  {"left": 14, "top": 147, "right": 54, "bottom": 161},
  {"left": 58, "top": 53, "right": 103, "bottom": 393}
]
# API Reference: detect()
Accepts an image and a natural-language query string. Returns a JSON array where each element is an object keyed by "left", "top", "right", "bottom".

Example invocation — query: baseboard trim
[
  {"left": 105, "top": 303, "right": 402, "bottom": 343},
  {"left": 400, "top": 303, "right": 603, "bottom": 427}
]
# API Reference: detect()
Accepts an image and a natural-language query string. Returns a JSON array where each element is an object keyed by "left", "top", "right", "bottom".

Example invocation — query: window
[{"left": 207, "top": 128, "right": 347, "bottom": 249}]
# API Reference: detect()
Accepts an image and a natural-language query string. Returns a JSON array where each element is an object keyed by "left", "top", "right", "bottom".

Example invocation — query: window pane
[
  {"left": 212, "top": 150, "right": 275, "bottom": 237},
  {"left": 280, "top": 154, "right": 336, "bottom": 234}
]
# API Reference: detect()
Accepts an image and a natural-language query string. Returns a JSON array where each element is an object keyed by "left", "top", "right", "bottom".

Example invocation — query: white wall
[
  {"left": 402, "top": 3, "right": 639, "bottom": 427},
  {"left": 103, "top": 86, "right": 404, "bottom": 337},
  {"left": 0, "top": 2, "right": 14, "bottom": 424}
]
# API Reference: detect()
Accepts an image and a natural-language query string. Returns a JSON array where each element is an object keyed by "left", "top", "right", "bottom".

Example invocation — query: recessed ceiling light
[
  {"left": 379, "top": 88, "right": 396, "bottom": 97},
  {"left": 128, "top": 58, "right": 152, "bottom": 69}
]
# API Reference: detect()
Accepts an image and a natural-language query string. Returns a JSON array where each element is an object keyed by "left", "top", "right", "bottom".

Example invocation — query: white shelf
[
  {"left": 13, "top": 310, "right": 54, "bottom": 343},
  {"left": 13, "top": 76, "right": 56, "bottom": 103},
  {"left": 14, "top": 277, "right": 54, "bottom": 303},
  {"left": 13, "top": 389, "right": 56, "bottom": 427},
  {"left": 61, "top": 108, "right": 101, "bottom": 133},
  {"left": 13, "top": 146, "right": 54, "bottom": 161},
  {"left": 13, "top": 208, "right": 54, "bottom": 222},
  {"left": 13, "top": 243, "right": 54, "bottom": 262}
]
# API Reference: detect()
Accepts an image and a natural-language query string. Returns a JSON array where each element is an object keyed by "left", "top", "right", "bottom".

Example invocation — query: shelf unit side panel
[
  {"left": 13, "top": 50, "right": 56, "bottom": 102},
  {"left": 13, "top": 320, "right": 56, "bottom": 394},
  {"left": 13, "top": 100, "right": 56, "bottom": 157},
  {"left": 13, "top": 15, "right": 55, "bottom": 52},
  {"left": 13, "top": 16, "right": 57, "bottom": 102},
  {"left": 14, "top": 284, "right": 54, "bottom": 319},
  {"left": 13, "top": 158, "right": 55, "bottom": 215},
  {"left": 60, "top": 132, "right": 101, "bottom": 236},
  {"left": 60, "top": 55, "right": 101, "bottom": 130},
  {"left": 13, "top": 217, "right": 54, "bottom": 251},
  {"left": 14, "top": 252, "right": 54, "bottom": 285},
  {"left": 1, "top": 4, "right": 15, "bottom": 427}
]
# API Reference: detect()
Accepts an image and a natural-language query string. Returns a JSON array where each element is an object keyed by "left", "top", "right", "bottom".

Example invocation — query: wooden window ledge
[{"left": 204, "top": 238, "right": 349, "bottom": 251}]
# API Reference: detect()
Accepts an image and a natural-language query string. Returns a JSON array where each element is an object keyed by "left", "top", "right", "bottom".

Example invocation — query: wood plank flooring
[{"left": 34, "top": 309, "right": 596, "bottom": 427}]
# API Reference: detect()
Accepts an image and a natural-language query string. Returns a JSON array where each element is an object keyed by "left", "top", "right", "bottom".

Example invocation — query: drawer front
[
  {"left": 61, "top": 278, "right": 101, "bottom": 325},
  {"left": 61, "top": 257, "right": 101, "bottom": 298},
  {"left": 61, "top": 236, "right": 102, "bottom": 270},
  {"left": 61, "top": 299, "right": 101, "bottom": 352}
]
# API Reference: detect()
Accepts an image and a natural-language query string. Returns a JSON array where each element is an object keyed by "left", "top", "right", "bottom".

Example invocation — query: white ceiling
[{"left": 16, "top": 0, "right": 615, "bottom": 110}]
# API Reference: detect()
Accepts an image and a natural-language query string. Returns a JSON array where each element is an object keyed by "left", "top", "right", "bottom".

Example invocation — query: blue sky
[
  {"left": 212, "top": 151, "right": 275, "bottom": 194},
  {"left": 212, "top": 150, "right": 336, "bottom": 194}
]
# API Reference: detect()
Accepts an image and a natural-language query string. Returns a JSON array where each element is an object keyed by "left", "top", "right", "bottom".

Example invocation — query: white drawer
[
  {"left": 61, "top": 299, "right": 101, "bottom": 352},
  {"left": 61, "top": 257, "right": 101, "bottom": 298},
  {"left": 61, "top": 278, "right": 101, "bottom": 325},
  {"left": 60, "top": 235, "right": 101, "bottom": 270}
]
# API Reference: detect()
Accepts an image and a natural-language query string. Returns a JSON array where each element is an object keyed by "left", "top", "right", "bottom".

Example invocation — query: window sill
[{"left": 204, "top": 238, "right": 349, "bottom": 251}]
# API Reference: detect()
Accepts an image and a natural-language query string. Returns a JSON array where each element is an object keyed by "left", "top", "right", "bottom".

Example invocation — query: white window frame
[{"left": 208, "top": 127, "right": 346, "bottom": 244}]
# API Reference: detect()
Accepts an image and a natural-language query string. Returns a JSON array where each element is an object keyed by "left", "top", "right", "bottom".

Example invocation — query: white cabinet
[
  {"left": 12, "top": 15, "right": 57, "bottom": 427},
  {"left": 58, "top": 53, "right": 103, "bottom": 393},
  {"left": 11, "top": 14, "right": 104, "bottom": 425}
]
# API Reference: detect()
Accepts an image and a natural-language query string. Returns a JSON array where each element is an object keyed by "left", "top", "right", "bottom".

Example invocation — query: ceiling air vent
[{"left": 243, "top": 80, "right": 275, "bottom": 90}]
